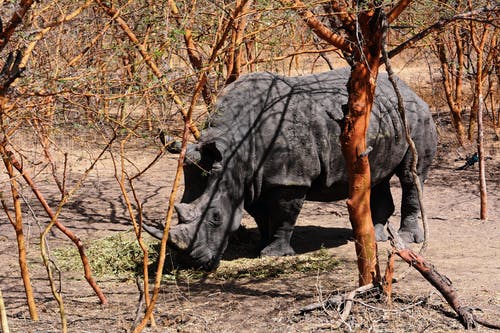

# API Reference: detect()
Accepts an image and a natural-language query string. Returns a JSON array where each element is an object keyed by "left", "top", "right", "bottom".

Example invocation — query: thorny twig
[
  {"left": 29, "top": 119, "right": 65, "bottom": 196},
  {"left": 38, "top": 132, "right": 117, "bottom": 332},
  {"left": 95, "top": 0, "right": 201, "bottom": 139}
]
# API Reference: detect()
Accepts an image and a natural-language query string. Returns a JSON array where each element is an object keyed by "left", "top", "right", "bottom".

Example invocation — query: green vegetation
[
  {"left": 53, "top": 231, "right": 157, "bottom": 279},
  {"left": 53, "top": 232, "right": 340, "bottom": 281}
]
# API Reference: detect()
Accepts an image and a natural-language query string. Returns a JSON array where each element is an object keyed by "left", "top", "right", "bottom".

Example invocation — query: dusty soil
[{"left": 0, "top": 109, "right": 499, "bottom": 331}]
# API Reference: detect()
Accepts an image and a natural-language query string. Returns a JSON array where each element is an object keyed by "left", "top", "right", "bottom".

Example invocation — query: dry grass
[{"left": 53, "top": 231, "right": 340, "bottom": 283}]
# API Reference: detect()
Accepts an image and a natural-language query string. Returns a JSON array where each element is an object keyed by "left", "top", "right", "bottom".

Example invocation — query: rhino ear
[
  {"left": 185, "top": 145, "right": 201, "bottom": 165},
  {"left": 203, "top": 141, "right": 223, "bottom": 163}
]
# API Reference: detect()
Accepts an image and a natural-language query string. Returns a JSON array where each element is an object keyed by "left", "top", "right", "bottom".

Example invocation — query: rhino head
[{"left": 163, "top": 140, "right": 244, "bottom": 271}]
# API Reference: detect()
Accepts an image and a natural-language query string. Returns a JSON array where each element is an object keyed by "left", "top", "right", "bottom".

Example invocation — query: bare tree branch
[
  {"left": 387, "top": 0, "right": 412, "bottom": 24},
  {"left": 389, "top": 3, "right": 500, "bottom": 58},
  {"left": 95, "top": 0, "right": 201, "bottom": 139},
  {"left": 279, "top": 0, "right": 353, "bottom": 53}
]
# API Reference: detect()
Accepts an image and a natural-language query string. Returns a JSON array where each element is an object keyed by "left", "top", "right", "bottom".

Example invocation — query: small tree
[{"left": 280, "top": 0, "right": 415, "bottom": 286}]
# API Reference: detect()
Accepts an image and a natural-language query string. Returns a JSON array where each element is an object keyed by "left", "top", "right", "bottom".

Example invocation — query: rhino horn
[
  {"left": 142, "top": 221, "right": 195, "bottom": 251},
  {"left": 142, "top": 223, "right": 164, "bottom": 240},
  {"left": 168, "top": 223, "right": 196, "bottom": 251},
  {"left": 167, "top": 203, "right": 201, "bottom": 250}
]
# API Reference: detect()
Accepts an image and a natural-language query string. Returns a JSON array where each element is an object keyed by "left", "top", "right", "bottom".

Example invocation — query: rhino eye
[{"left": 209, "top": 210, "right": 222, "bottom": 226}]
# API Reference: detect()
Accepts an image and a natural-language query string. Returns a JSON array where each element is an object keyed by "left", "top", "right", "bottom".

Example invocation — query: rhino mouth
[
  {"left": 188, "top": 246, "right": 223, "bottom": 271},
  {"left": 172, "top": 250, "right": 221, "bottom": 271},
  {"left": 201, "top": 254, "right": 222, "bottom": 271}
]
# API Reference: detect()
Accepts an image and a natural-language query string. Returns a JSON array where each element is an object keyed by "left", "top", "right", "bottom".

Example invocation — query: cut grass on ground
[{"left": 53, "top": 231, "right": 341, "bottom": 281}]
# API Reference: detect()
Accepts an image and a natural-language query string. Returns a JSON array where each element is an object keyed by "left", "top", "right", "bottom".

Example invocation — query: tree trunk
[
  {"left": 342, "top": 62, "right": 381, "bottom": 286},
  {"left": 1, "top": 149, "right": 39, "bottom": 320},
  {"left": 468, "top": 94, "right": 478, "bottom": 141},
  {"left": 225, "top": 0, "right": 252, "bottom": 85},
  {"left": 0, "top": 288, "right": 9, "bottom": 333},
  {"left": 337, "top": 4, "right": 386, "bottom": 287},
  {"left": 470, "top": 16, "right": 489, "bottom": 220},
  {"left": 283, "top": 0, "right": 413, "bottom": 287},
  {"left": 477, "top": 92, "right": 487, "bottom": 220}
]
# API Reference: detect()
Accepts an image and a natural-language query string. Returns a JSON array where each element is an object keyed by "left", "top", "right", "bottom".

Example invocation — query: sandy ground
[{"left": 0, "top": 112, "right": 499, "bottom": 332}]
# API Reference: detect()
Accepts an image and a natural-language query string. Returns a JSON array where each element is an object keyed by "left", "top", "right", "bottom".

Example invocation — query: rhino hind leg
[
  {"left": 370, "top": 178, "right": 395, "bottom": 242},
  {"left": 251, "top": 187, "right": 307, "bottom": 257},
  {"left": 396, "top": 151, "right": 425, "bottom": 244}
]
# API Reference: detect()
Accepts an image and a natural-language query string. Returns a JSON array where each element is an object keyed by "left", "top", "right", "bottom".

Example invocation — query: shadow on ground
[{"left": 222, "top": 225, "right": 351, "bottom": 261}]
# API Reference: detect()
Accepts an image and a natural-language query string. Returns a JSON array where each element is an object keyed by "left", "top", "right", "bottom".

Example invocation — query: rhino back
[{"left": 200, "top": 68, "right": 433, "bottom": 203}]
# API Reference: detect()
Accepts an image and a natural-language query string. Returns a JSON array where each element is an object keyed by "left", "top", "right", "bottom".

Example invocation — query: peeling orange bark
[
  {"left": 341, "top": 63, "right": 381, "bottom": 286},
  {"left": 339, "top": 7, "right": 385, "bottom": 285}
]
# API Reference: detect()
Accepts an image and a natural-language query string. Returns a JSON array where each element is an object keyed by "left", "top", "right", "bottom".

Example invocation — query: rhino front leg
[
  {"left": 370, "top": 178, "right": 395, "bottom": 242},
  {"left": 254, "top": 187, "right": 307, "bottom": 257}
]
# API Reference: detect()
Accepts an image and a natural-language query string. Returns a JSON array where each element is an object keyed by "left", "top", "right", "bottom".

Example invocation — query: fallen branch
[{"left": 387, "top": 223, "right": 500, "bottom": 330}]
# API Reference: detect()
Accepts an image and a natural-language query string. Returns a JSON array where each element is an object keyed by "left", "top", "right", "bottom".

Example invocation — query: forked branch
[{"left": 388, "top": 3, "right": 500, "bottom": 58}]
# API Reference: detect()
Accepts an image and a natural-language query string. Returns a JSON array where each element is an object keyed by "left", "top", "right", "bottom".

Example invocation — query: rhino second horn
[
  {"left": 175, "top": 202, "right": 201, "bottom": 223},
  {"left": 168, "top": 224, "right": 194, "bottom": 251}
]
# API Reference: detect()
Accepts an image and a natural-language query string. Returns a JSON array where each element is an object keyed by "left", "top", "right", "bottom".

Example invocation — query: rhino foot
[
  {"left": 398, "top": 227, "right": 424, "bottom": 244},
  {"left": 260, "top": 241, "right": 295, "bottom": 257},
  {"left": 374, "top": 223, "right": 388, "bottom": 242}
]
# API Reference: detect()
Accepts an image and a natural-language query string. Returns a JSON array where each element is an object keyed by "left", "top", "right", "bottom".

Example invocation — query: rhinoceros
[{"left": 146, "top": 68, "right": 437, "bottom": 271}]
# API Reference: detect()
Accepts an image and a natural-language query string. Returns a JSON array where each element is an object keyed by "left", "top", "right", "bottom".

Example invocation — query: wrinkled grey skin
[{"left": 147, "top": 68, "right": 437, "bottom": 271}]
